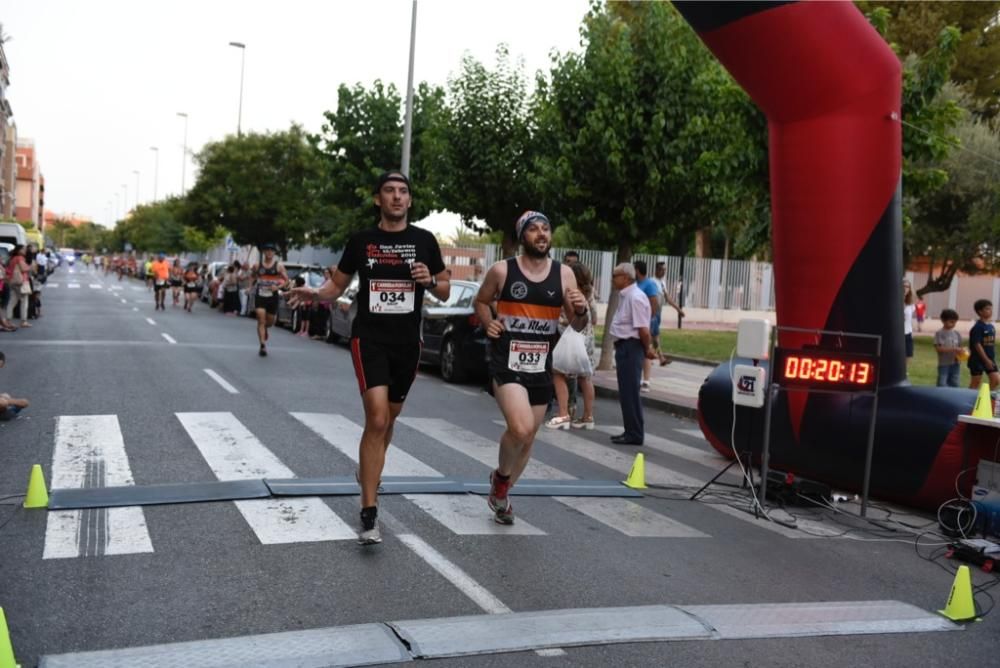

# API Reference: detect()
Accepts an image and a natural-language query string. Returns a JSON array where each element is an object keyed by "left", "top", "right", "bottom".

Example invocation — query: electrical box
[
  {"left": 973, "top": 459, "right": 1000, "bottom": 537},
  {"left": 737, "top": 318, "right": 772, "bottom": 360},
  {"left": 732, "top": 364, "right": 767, "bottom": 408}
]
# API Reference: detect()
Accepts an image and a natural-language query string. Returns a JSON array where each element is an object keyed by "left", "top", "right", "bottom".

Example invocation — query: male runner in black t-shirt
[{"left": 289, "top": 170, "right": 450, "bottom": 544}]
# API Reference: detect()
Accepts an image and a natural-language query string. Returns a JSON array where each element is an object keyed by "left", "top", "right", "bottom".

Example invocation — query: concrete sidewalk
[{"left": 591, "top": 357, "right": 714, "bottom": 420}]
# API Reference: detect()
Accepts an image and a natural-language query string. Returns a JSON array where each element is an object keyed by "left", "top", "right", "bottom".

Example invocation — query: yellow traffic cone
[
  {"left": 971, "top": 383, "right": 993, "bottom": 419},
  {"left": 623, "top": 453, "right": 647, "bottom": 489},
  {"left": 23, "top": 465, "right": 48, "bottom": 509},
  {"left": 0, "top": 607, "right": 20, "bottom": 668},
  {"left": 938, "top": 565, "right": 979, "bottom": 622}
]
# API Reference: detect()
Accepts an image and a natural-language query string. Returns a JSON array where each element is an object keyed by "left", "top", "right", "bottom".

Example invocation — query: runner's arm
[
  {"left": 561, "top": 264, "right": 589, "bottom": 332},
  {"left": 312, "top": 269, "right": 352, "bottom": 302},
  {"left": 474, "top": 263, "right": 505, "bottom": 339}
]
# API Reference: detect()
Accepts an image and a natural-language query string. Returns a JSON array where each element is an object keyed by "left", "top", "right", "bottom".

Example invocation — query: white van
[{"left": 0, "top": 222, "right": 26, "bottom": 248}]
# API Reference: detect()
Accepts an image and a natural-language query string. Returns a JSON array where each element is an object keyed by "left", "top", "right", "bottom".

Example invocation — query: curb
[{"left": 593, "top": 384, "right": 699, "bottom": 420}]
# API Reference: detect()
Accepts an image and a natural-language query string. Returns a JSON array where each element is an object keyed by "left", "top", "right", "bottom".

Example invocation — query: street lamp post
[
  {"left": 132, "top": 170, "right": 140, "bottom": 207},
  {"left": 121, "top": 184, "right": 128, "bottom": 215},
  {"left": 401, "top": 0, "right": 418, "bottom": 176},
  {"left": 177, "top": 112, "right": 189, "bottom": 194},
  {"left": 150, "top": 146, "right": 159, "bottom": 202},
  {"left": 114, "top": 193, "right": 120, "bottom": 221},
  {"left": 229, "top": 41, "right": 246, "bottom": 136}
]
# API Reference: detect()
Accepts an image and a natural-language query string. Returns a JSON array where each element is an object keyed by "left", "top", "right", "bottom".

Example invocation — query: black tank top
[
  {"left": 489, "top": 258, "right": 563, "bottom": 384},
  {"left": 256, "top": 261, "right": 282, "bottom": 296}
]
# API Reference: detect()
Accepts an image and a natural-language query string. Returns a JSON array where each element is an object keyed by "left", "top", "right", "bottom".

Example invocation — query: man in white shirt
[{"left": 608, "top": 262, "right": 657, "bottom": 445}]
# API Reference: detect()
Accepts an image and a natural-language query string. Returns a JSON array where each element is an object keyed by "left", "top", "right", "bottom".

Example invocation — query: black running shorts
[
  {"left": 489, "top": 372, "right": 553, "bottom": 406},
  {"left": 255, "top": 294, "right": 279, "bottom": 316},
  {"left": 350, "top": 337, "right": 422, "bottom": 403},
  {"left": 154, "top": 280, "right": 169, "bottom": 291}
]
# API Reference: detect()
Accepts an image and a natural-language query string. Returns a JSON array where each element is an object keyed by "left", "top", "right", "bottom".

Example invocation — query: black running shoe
[{"left": 259, "top": 345, "right": 267, "bottom": 357}]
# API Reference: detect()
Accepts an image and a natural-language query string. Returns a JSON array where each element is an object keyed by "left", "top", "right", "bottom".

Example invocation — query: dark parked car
[{"left": 329, "top": 278, "right": 488, "bottom": 383}]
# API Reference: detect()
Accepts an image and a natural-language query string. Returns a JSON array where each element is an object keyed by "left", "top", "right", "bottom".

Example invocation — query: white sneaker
[
  {"left": 640, "top": 380, "right": 651, "bottom": 393},
  {"left": 571, "top": 417, "right": 595, "bottom": 430}
]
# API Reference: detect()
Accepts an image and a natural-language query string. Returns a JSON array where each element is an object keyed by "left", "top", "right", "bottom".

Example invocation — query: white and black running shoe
[{"left": 358, "top": 506, "right": 382, "bottom": 545}]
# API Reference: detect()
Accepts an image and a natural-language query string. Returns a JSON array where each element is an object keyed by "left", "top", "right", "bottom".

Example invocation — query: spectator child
[
  {"left": 969, "top": 299, "right": 999, "bottom": 390},
  {"left": 915, "top": 298, "right": 927, "bottom": 332},
  {"left": 933, "top": 309, "right": 963, "bottom": 388}
]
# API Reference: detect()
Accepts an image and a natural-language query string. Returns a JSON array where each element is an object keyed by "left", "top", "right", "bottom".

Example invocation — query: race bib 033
[{"left": 507, "top": 341, "right": 549, "bottom": 373}]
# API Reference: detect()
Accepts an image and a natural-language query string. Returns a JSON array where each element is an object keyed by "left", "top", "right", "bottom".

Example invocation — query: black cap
[
  {"left": 260, "top": 242, "right": 276, "bottom": 251},
  {"left": 374, "top": 170, "right": 410, "bottom": 194}
]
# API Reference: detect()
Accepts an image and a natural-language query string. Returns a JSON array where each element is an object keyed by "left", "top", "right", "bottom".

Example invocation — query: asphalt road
[{"left": 0, "top": 265, "right": 997, "bottom": 667}]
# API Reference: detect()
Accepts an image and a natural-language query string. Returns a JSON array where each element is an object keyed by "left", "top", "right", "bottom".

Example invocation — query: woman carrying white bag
[{"left": 547, "top": 263, "right": 598, "bottom": 430}]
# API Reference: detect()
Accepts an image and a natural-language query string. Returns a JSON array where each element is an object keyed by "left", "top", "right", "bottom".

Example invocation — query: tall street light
[
  {"left": 150, "top": 146, "right": 159, "bottom": 202},
  {"left": 177, "top": 112, "right": 189, "bottom": 194},
  {"left": 132, "top": 170, "right": 141, "bottom": 207},
  {"left": 229, "top": 41, "right": 246, "bottom": 136},
  {"left": 400, "top": 0, "right": 417, "bottom": 176}
]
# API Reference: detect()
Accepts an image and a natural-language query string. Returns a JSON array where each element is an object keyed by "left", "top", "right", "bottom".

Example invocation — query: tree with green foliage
[
  {"left": 858, "top": 1, "right": 1000, "bottom": 117},
  {"left": 112, "top": 198, "right": 187, "bottom": 253},
  {"left": 184, "top": 125, "right": 324, "bottom": 256},
  {"left": 532, "top": 1, "right": 766, "bottom": 262},
  {"left": 908, "top": 112, "right": 1000, "bottom": 296},
  {"left": 311, "top": 81, "right": 445, "bottom": 250},
  {"left": 431, "top": 46, "right": 539, "bottom": 257}
]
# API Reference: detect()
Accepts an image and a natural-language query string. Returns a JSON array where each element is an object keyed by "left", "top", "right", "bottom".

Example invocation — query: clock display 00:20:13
[{"left": 781, "top": 355, "right": 874, "bottom": 385}]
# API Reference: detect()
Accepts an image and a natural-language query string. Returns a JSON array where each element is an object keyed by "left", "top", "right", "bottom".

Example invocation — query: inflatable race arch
[{"left": 673, "top": 1, "right": 990, "bottom": 510}]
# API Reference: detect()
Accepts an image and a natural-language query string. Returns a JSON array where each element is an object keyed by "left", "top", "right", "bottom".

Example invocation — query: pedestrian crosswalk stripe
[
  {"left": 89, "top": 284, "right": 102, "bottom": 289},
  {"left": 67, "top": 283, "right": 80, "bottom": 289},
  {"left": 45, "top": 416, "right": 153, "bottom": 559},
  {"left": 48, "top": 282, "right": 59, "bottom": 288},
  {"left": 176, "top": 412, "right": 356, "bottom": 543},
  {"left": 401, "top": 418, "right": 707, "bottom": 538},
  {"left": 291, "top": 412, "right": 545, "bottom": 535},
  {"left": 595, "top": 425, "right": 733, "bottom": 475}
]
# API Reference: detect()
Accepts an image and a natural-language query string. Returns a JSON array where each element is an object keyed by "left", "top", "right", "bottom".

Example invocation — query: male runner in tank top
[
  {"left": 252, "top": 243, "right": 289, "bottom": 357},
  {"left": 288, "top": 170, "right": 450, "bottom": 544},
  {"left": 474, "top": 211, "right": 589, "bottom": 525}
]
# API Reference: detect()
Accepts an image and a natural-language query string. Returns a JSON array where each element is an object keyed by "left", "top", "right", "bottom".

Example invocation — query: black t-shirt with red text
[{"left": 337, "top": 225, "right": 445, "bottom": 344}]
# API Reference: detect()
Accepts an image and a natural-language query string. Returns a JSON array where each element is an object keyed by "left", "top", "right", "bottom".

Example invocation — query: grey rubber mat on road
[
  {"left": 47, "top": 479, "right": 271, "bottom": 510},
  {"left": 39, "top": 600, "right": 958, "bottom": 666},
  {"left": 463, "top": 478, "right": 642, "bottom": 497},
  {"left": 39, "top": 622, "right": 409, "bottom": 668},
  {"left": 265, "top": 476, "right": 467, "bottom": 496},
  {"left": 45, "top": 477, "right": 640, "bottom": 510}
]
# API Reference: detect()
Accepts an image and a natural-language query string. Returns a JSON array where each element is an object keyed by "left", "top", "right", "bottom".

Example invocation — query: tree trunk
[
  {"left": 500, "top": 231, "right": 518, "bottom": 259},
  {"left": 596, "top": 241, "right": 634, "bottom": 371},
  {"left": 695, "top": 227, "right": 712, "bottom": 258}
]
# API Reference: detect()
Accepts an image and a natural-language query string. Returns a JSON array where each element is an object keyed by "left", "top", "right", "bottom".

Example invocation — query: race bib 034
[{"left": 369, "top": 279, "right": 415, "bottom": 314}]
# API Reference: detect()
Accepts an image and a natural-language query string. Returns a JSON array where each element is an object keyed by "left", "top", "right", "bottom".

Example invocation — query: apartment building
[
  {"left": 0, "top": 38, "right": 13, "bottom": 218},
  {"left": 15, "top": 138, "right": 44, "bottom": 230}
]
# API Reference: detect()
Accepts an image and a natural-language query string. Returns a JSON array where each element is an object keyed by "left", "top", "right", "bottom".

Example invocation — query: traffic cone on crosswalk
[
  {"left": 938, "top": 565, "right": 979, "bottom": 622},
  {"left": 23, "top": 465, "right": 48, "bottom": 509},
  {"left": 971, "top": 383, "right": 993, "bottom": 419},
  {"left": 0, "top": 607, "right": 20, "bottom": 668},
  {"left": 623, "top": 453, "right": 647, "bottom": 489}
]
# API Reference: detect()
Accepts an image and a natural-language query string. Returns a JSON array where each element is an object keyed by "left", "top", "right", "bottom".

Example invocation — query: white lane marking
[
  {"left": 120, "top": 299, "right": 128, "bottom": 304},
  {"left": 402, "top": 418, "right": 704, "bottom": 538},
  {"left": 89, "top": 283, "right": 102, "bottom": 289},
  {"left": 161, "top": 333, "right": 176, "bottom": 344},
  {"left": 67, "top": 283, "right": 80, "bottom": 289},
  {"left": 676, "top": 428, "right": 705, "bottom": 439},
  {"left": 145, "top": 318, "right": 157, "bottom": 326},
  {"left": 48, "top": 282, "right": 59, "bottom": 288},
  {"left": 595, "top": 425, "right": 733, "bottom": 473},
  {"left": 291, "top": 413, "right": 545, "bottom": 535},
  {"left": 45, "top": 416, "right": 154, "bottom": 559},
  {"left": 397, "top": 533, "right": 512, "bottom": 614},
  {"left": 132, "top": 307, "right": 139, "bottom": 312},
  {"left": 177, "top": 412, "right": 355, "bottom": 543},
  {"left": 203, "top": 369, "right": 239, "bottom": 394}
]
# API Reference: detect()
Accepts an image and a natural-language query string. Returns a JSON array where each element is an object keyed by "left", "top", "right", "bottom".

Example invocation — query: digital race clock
[{"left": 771, "top": 347, "right": 879, "bottom": 391}]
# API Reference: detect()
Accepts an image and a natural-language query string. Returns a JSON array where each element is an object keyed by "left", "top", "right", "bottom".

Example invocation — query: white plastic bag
[{"left": 552, "top": 326, "right": 593, "bottom": 376}]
